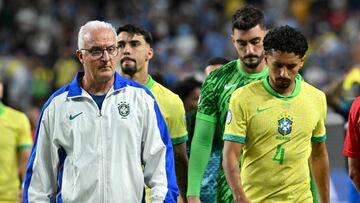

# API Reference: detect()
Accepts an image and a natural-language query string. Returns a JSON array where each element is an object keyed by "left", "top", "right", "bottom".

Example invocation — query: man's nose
[
  {"left": 279, "top": 68, "right": 288, "bottom": 77},
  {"left": 101, "top": 50, "right": 111, "bottom": 61},
  {"left": 245, "top": 44, "right": 255, "bottom": 54},
  {"left": 122, "top": 44, "right": 131, "bottom": 55}
]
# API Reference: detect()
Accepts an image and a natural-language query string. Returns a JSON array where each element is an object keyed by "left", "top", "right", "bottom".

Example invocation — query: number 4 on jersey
[{"left": 273, "top": 144, "right": 285, "bottom": 165}]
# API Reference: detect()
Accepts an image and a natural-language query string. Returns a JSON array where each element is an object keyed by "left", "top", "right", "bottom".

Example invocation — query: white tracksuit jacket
[{"left": 24, "top": 72, "right": 179, "bottom": 203}]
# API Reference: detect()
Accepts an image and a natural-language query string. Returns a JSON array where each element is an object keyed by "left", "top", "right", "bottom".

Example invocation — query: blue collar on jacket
[{"left": 67, "top": 72, "right": 128, "bottom": 97}]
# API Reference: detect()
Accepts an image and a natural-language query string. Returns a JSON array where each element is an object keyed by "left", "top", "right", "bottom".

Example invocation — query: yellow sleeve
[
  {"left": 167, "top": 96, "right": 188, "bottom": 145},
  {"left": 17, "top": 112, "right": 33, "bottom": 150},
  {"left": 312, "top": 93, "right": 327, "bottom": 142},
  {"left": 223, "top": 90, "right": 247, "bottom": 143}
]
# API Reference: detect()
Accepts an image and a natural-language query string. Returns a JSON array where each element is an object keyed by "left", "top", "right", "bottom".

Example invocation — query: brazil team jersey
[
  {"left": 0, "top": 103, "right": 32, "bottom": 201},
  {"left": 145, "top": 75, "right": 188, "bottom": 144},
  {"left": 224, "top": 78, "right": 327, "bottom": 202},
  {"left": 197, "top": 59, "right": 268, "bottom": 148}
]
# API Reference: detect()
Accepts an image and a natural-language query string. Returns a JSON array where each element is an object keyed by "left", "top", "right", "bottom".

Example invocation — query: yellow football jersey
[
  {"left": 224, "top": 78, "right": 326, "bottom": 202},
  {"left": 145, "top": 75, "right": 188, "bottom": 144},
  {"left": 0, "top": 103, "right": 33, "bottom": 202}
]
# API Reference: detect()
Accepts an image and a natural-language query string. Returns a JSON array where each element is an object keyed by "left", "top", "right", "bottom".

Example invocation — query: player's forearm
[
  {"left": 222, "top": 142, "right": 248, "bottom": 203},
  {"left": 187, "top": 118, "right": 216, "bottom": 196},
  {"left": 18, "top": 149, "right": 31, "bottom": 182},
  {"left": 187, "top": 139, "right": 212, "bottom": 196},
  {"left": 173, "top": 142, "right": 188, "bottom": 201},
  {"left": 222, "top": 162, "right": 247, "bottom": 202},
  {"left": 311, "top": 143, "right": 330, "bottom": 203},
  {"left": 348, "top": 158, "right": 360, "bottom": 192}
]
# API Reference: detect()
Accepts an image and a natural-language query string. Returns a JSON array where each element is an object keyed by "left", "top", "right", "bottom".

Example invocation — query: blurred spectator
[
  {"left": 53, "top": 45, "right": 81, "bottom": 90},
  {"left": 204, "top": 56, "right": 230, "bottom": 76}
]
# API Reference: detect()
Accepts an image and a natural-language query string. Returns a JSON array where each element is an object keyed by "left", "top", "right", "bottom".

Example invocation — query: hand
[{"left": 187, "top": 196, "right": 201, "bottom": 203}]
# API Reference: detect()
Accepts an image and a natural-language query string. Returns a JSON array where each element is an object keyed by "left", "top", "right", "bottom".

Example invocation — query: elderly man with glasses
[{"left": 23, "top": 20, "right": 179, "bottom": 203}]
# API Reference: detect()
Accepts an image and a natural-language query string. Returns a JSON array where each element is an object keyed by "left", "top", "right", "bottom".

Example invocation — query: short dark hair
[
  {"left": 172, "top": 77, "right": 202, "bottom": 101},
  {"left": 207, "top": 57, "right": 230, "bottom": 66},
  {"left": 232, "top": 5, "right": 265, "bottom": 31},
  {"left": 116, "top": 24, "right": 153, "bottom": 46},
  {"left": 263, "top": 25, "right": 308, "bottom": 58}
]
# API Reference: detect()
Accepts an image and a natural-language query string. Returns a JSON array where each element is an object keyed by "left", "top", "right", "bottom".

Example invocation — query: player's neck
[
  {"left": 128, "top": 71, "right": 149, "bottom": 85},
  {"left": 270, "top": 81, "right": 296, "bottom": 97},
  {"left": 81, "top": 76, "right": 114, "bottom": 95}
]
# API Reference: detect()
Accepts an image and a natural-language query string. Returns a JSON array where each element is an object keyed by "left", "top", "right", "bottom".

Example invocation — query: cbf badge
[
  {"left": 118, "top": 102, "right": 130, "bottom": 119},
  {"left": 277, "top": 114, "right": 293, "bottom": 136}
]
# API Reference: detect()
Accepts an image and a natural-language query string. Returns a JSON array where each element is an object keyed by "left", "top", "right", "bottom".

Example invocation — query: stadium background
[{"left": 1, "top": 0, "right": 360, "bottom": 202}]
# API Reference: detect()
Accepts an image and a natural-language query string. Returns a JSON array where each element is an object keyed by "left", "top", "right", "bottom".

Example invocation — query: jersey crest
[
  {"left": 118, "top": 101, "right": 130, "bottom": 119},
  {"left": 277, "top": 114, "right": 293, "bottom": 136}
]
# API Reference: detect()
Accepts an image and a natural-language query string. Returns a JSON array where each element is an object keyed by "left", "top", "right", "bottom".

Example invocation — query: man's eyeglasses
[{"left": 80, "top": 45, "right": 118, "bottom": 59}]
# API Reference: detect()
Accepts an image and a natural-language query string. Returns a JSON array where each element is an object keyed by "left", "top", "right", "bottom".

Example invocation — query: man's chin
[
  {"left": 275, "top": 83, "right": 290, "bottom": 90},
  {"left": 121, "top": 67, "right": 137, "bottom": 76},
  {"left": 96, "top": 69, "right": 115, "bottom": 82},
  {"left": 244, "top": 62, "right": 260, "bottom": 69}
]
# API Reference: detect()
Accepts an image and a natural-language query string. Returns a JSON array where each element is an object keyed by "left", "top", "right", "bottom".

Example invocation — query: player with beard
[
  {"left": 116, "top": 24, "right": 188, "bottom": 202},
  {"left": 187, "top": 5, "right": 268, "bottom": 203},
  {"left": 223, "top": 25, "right": 329, "bottom": 203}
]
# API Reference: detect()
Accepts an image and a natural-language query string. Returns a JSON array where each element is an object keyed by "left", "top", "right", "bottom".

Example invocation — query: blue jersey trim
[
  {"left": 223, "top": 134, "right": 246, "bottom": 143},
  {"left": 56, "top": 147, "right": 66, "bottom": 203},
  {"left": 24, "top": 85, "right": 70, "bottom": 203},
  {"left": 67, "top": 72, "right": 137, "bottom": 98},
  {"left": 153, "top": 100, "right": 179, "bottom": 202}
]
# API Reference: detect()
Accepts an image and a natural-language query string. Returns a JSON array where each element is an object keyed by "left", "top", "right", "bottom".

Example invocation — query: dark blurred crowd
[{"left": 1, "top": 0, "right": 360, "bottom": 113}]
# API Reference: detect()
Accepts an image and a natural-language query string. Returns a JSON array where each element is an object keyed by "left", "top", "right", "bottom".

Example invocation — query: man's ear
[
  {"left": 76, "top": 50, "right": 84, "bottom": 63},
  {"left": 146, "top": 47, "right": 154, "bottom": 61},
  {"left": 264, "top": 55, "right": 269, "bottom": 65},
  {"left": 299, "top": 55, "right": 306, "bottom": 70}
]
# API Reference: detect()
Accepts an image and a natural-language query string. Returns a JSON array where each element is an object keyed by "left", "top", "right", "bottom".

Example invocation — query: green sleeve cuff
[
  {"left": 172, "top": 135, "right": 188, "bottom": 145},
  {"left": 223, "top": 134, "right": 246, "bottom": 143},
  {"left": 196, "top": 112, "right": 217, "bottom": 123},
  {"left": 311, "top": 134, "right": 327, "bottom": 142},
  {"left": 17, "top": 144, "right": 32, "bottom": 151}
]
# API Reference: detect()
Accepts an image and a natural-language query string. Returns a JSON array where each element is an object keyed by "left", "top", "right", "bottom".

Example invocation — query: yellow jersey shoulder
[{"left": 150, "top": 81, "right": 188, "bottom": 143}]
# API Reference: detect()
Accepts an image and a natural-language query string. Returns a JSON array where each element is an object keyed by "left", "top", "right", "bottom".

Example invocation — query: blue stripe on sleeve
[
  {"left": 153, "top": 100, "right": 179, "bottom": 202},
  {"left": 23, "top": 85, "right": 70, "bottom": 203},
  {"left": 56, "top": 147, "right": 67, "bottom": 203}
]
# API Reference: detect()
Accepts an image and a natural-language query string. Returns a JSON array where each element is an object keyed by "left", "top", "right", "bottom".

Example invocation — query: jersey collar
[
  {"left": 236, "top": 59, "right": 269, "bottom": 78},
  {"left": 262, "top": 77, "right": 301, "bottom": 100},
  {"left": 144, "top": 75, "right": 155, "bottom": 90},
  {"left": 67, "top": 72, "right": 128, "bottom": 97}
]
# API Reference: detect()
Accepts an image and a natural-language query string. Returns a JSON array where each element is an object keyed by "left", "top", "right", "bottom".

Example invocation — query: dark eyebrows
[
  {"left": 236, "top": 37, "right": 261, "bottom": 44},
  {"left": 272, "top": 61, "right": 297, "bottom": 69},
  {"left": 117, "top": 39, "right": 141, "bottom": 45}
]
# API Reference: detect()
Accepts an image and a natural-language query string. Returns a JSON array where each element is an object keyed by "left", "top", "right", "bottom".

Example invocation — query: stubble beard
[
  {"left": 241, "top": 52, "right": 264, "bottom": 70},
  {"left": 121, "top": 64, "right": 137, "bottom": 77}
]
